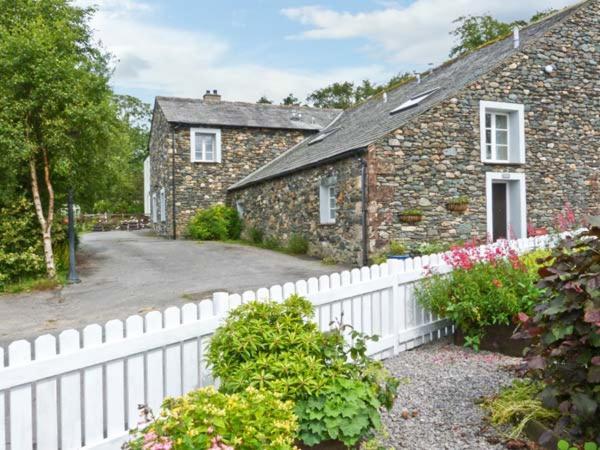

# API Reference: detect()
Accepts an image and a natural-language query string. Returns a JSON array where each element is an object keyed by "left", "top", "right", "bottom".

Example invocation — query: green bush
[
  {"left": 247, "top": 227, "right": 264, "bottom": 244},
  {"left": 187, "top": 204, "right": 241, "bottom": 241},
  {"left": 263, "top": 236, "right": 281, "bottom": 250},
  {"left": 413, "top": 241, "right": 451, "bottom": 256},
  {"left": 286, "top": 234, "right": 309, "bottom": 255},
  {"left": 125, "top": 386, "right": 298, "bottom": 450},
  {"left": 518, "top": 228, "right": 600, "bottom": 442},
  {"left": 0, "top": 197, "right": 71, "bottom": 289},
  {"left": 207, "top": 296, "right": 399, "bottom": 446},
  {"left": 416, "top": 256, "right": 543, "bottom": 346}
]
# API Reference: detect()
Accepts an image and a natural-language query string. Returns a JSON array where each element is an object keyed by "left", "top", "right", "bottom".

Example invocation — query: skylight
[
  {"left": 390, "top": 87, "right": 440, "bottom": 114},
  {"left": 308, "top": 127, "right": 340, "bottom": 145}
]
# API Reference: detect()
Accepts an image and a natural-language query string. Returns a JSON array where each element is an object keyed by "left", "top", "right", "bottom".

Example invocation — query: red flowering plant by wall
[{"left": 417, "top": 238, "right": 547, "bottom": 350}]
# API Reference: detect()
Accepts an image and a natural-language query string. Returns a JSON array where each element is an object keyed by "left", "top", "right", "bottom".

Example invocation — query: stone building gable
[
  {"left": 367, "top": 0, "right": 599, "bottom": 250},
  {"left": 148, "top": 104, "right": 173, "bottom": 236}
]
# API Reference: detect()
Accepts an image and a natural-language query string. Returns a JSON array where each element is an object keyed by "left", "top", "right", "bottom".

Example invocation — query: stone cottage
[
  {"left": 145, "top": 91, "right": 340, "bottom": 237},
  {"left": 228, "top": 0, "right": 599, "bottom": 265}
]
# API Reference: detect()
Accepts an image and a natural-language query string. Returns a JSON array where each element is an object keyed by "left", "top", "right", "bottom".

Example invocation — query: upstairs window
[
  {"left": 480, "top": 101, "right": 525, "bottom": 164},
  {"left": 319, "top": 177, "right": 337, "bottom": 224},
  {"left": 190, "top": 128, "right": 221, "bottom": 163}
]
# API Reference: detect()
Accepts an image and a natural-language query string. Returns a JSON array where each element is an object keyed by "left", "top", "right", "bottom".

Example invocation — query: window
[
  {"left": 159, "top": 188, "right": 166, "bottom": 222},
  {"left": 390, "top": 87, "right": 440, "bottom": 114},
  {"left": 190, "top": 128, "right": 221, "bottom": 163},
  {"left": 235, "top": 200, "right": 244, "bottom": 218},
  {"left": 319, "top": 177, "right": 337, "bottom": 224},
  {"left": 152, "top": 193, "right": 158, "bottom": 223},
  {"left": 480, "top": 101, "right": 525, "bottom": 164}
]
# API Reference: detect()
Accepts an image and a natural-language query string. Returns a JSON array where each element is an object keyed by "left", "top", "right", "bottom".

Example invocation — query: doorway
[{"left": 486, "top": 172, "right": 526, "bottom": 241}]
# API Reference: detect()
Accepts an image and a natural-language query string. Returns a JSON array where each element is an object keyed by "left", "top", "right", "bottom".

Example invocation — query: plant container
[
  {"left": 454, "top": 324, "right": 531, "bottom": 357},
  {"left": 388, "top": 254, "right": 411, "bottom": 261},
  {"left": 446, "top": 203, "right": 468, "bottom": 212},
  {"left": 399, "top": 215, "right": 422, "bottom": 224},
  {"left": 297, "top": 441, "right": 358, "bottom": 450}
]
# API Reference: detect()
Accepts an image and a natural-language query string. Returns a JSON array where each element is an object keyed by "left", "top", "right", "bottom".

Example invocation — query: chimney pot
[{"left": 203, "top": 89, "right": 222, "bottom": 102}]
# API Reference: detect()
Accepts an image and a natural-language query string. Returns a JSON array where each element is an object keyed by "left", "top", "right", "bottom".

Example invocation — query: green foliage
[
  {"left": 287, "top": 234, "right": 309, "bottom": 255},
  {"left": 413, "top": 241, "right": 451, "bottom": 256},
  {"left": 447, "top": 195, "right": 470, "bottom": 205},
  {"left": 257, "top": 95, "right": 273, "bottom": 104},
  {"left": 247, "top": 227, "right": 264, "bottom": 244},
  {"left": 399, "top": 209, "right": 422, "bottom": 216},
  {"left": 0, "top": 197, "right": 70, "bottom": 289},
  {"left": 416, "top": 258, "right": 543, "bottom": 344},
  {"left": 125, "top": 386, "right": 298, "bottom": 450},
  {"left": 449, "top": 15, "right": 524, "bottom": 57},
  {"left": 281, "top": 93, "right": 299, "bottom": 106},
  {"left": 321, "top": 256, "right": 338, "bottom": 266},
  {"left": 389, "top": 240, "right": 408, "bottom": 255},
  {"left": 207, "top": 296, "right": 399, "bottom": 446},
  {"left": 483, "top": 379, "right": 560, "bottom": 438},
  {"left": 187, "top": 205, "right": 242, "bottom": 241},
  {"left": 558, "top": 441, "right": 597, "bottom": 450},
  {"left": 296, "top": 378, "right": 382, "bottom": 446},
  {"left": 263, "top": 236, "right": 281, "bottom": 250},
  {"left": 518, "top": 228, "right": 600, "bottom": 441}
]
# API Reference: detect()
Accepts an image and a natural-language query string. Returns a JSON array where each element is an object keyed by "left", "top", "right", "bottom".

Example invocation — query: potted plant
[
  {"left": 387, "top": 240, "right": 411, "bottom": 260},
  {"left": 399, "top": 209, "right": 423, "bottom": 223},
  {"left": 446, "top": 195, "right": 469, "bottom": 212}
]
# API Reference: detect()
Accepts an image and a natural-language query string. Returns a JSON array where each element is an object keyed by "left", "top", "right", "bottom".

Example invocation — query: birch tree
[{"left": 0, "top": 0, "right": 117, "bottom": 278}]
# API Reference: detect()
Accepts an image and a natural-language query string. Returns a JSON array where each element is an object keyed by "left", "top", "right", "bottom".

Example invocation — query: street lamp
[{"left": 67, "top": 189, "right": 80, "bottom": 284}]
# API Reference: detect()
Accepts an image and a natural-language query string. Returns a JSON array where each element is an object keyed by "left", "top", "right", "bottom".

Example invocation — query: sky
[{"left": 77, "top": 0, "right": 576, "bottom": 105}]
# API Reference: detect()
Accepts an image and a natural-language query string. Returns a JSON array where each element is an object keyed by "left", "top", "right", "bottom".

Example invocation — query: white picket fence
[{"left": 0, "top": 234, "right": 557, "bottom": 450}]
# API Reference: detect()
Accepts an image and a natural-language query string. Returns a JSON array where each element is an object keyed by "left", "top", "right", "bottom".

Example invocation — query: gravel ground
[{"left": 381, "top": 339, "right": 520, "bottom": 449}]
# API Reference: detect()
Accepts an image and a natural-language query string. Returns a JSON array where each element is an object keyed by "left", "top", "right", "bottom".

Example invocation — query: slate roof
[
  {"left": 156, "top": 96, "right": 341, "bottom": 131},
  {"left": 229, "top": 2, "right": 587, "bottom": 191}
]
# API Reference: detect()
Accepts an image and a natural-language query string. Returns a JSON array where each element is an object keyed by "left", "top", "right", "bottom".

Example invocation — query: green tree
[
  {"left": 385, "top": 72, "right": 413, "bottom": 89},
  {"left": 529, "top": 9, "right": 557, "bottom": 23},
  {"left": 354, "top": 79, "right": 382, "bottom": 103},
  {"left": 257, "top": 95, "right": 273, "bottom": 104},
  {"left": 0, "top": 0, "right": 120, "bottom": 278},
  {"left": 281, "top": 93, "right": 299, "bottom": 106},
  {"left": 449, "top": 15, "right": 524, "bottom": 57},
  {"left": 306, "top": 81, "right": 355, "bottom": 109}
]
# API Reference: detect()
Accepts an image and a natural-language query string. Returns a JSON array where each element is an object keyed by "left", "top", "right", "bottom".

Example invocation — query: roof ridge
[{"left": 155, "top": 96, "right": 340, "bottom": 112}]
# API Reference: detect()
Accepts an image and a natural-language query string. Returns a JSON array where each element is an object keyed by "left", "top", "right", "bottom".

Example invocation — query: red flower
[{"left": 492, "top": 279, "right": 503, "bottom": 288}]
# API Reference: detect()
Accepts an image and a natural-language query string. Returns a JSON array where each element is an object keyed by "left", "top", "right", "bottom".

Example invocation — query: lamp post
[{"left": 67, "top": 189, "right": 80, "bottom": 284}]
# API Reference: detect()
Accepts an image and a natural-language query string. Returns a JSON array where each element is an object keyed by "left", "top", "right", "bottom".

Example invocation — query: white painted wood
[
  {"left": 282, "top": 282, "right": 295, "bottom": 299},
  {"left": 370, "top": 265, "right": 382, "bottom": 337},
  {"left": 360, "top": 267, "right": 372, "bottom": 336},
  {"left": 145, "top": 311, "right": 164, "bottom": 414},
  {"left": 9, "top": 340, "right": 33, "bottom": 450},
  {"left": 125, "top": 315, "right": 144, "bottom": 430},
  {"left": 317, "top": 275, "right": 331, "bottom": 330},
  {"left": 35, "top": 334, "right": 58, "bottom": 450},
  {"left": 228, "top": 294, "right": 242, "bottom": 310},
  {"left": 105, "top": 320, "right": 125, "bottom": 438},
  {"left": 241, "top": 290, "right": 255, "bottom": 303},
  {"left": 199, "top": 299, "right": 213, "bottom": 318},
  {"left": 213, "top": 292, "right": 229, "bottom": 315},
  {"left": 83, "top": 324, "right": 104, "bottom": 446},
  {"left": 295, "top": 279, "right": 308, "bottom": 296},
  {"left": 164, "top": 307, "right": 182, "bottom": 398},
  {"left": 59, "top": 330, "right": 82, "bottom": 450},
  {"left": 256, "top": 287, "right": 269, "bottom": 301},
  {"left": 269, "top": 285, "right": 283, "bottom": 302},
  {"left": 181, "top": 304, "right": 199, "bottom": 393},
  {"left": 0, "top": 347, "right": 4, "bottom": 450}
]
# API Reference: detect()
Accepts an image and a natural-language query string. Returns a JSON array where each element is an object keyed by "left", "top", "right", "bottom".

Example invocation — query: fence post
[
  {"left": 213, "top": 292, "right": 229, "bottom": 316},
  {"left": 388, "top": 258, "right": 402, "bottom": 355}
]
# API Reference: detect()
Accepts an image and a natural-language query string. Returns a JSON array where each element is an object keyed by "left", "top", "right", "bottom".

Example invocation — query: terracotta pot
[
  {"left": 399, "top": 214, "right": 422, "bottom": 223},
  {"left": 454, "top": 324, "right": 531, "bottom": 357},
  {"left": 446, "top": 202, "right": 468, "bottom": 212}
]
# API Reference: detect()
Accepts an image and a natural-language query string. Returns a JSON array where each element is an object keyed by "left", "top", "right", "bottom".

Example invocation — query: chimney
[
  {"left": 513, "top": 27, "right": 520, "bottom": 49},
  {"left": 203, "top": 89, "right": 221, "bottom": 102}
]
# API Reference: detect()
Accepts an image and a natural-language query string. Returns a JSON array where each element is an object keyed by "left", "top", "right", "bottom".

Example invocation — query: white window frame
[
  {"left": 190, "top": 127, "right": 222, "bottom": 163},
  {"left": 319, "top": 177, "right": 337, "bottom": 224},
  {"left": 159, "top": 187, "right": 166, "bottom": 222},
  {"left": 485, "top": 172, "right": 527, "bottom": 240},
  {"left": 151, "top": 192, "right": 158, "bottom": 223},
  {"left": 480, "top": 101, "right": 525, "bottom": 164}
]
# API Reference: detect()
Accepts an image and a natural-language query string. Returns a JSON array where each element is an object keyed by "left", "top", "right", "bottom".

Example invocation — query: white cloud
[
  {"left": 76, "top": 0, "right": 385, "bottom": 103},
  {"left": 282, "top": 0, "right": 576, "bottom": 66}
]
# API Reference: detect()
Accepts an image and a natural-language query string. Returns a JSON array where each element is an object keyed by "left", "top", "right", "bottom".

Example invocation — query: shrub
[
  {"left": 247, "top": 227, "right": 263, "bottom": 244},
  {"left": 416, "top": 243, "right": 544, "bottom": 345},
  {"left": 517, "top": 227, "right": 600, "bottom": 442},
  {"left": 287, "top": 234, "right": 309, "bottom": 255},
  {"left": 389, "top": 240, "right": 407, "bottom": 255},
  {"left": 187, "top": 205, "right": 241, "bottom": 241},
  {"left": 207, "top": 296, "right": 399, "bottom": 446},
  {"left": 125, "top": 386, "right": 298, "bottom": 450},
  {"left": 413, "top": 241, "right": 451, "bottom": 256},
  {"left": 263, "top": 236, "right": 281, "bottom": 250}
]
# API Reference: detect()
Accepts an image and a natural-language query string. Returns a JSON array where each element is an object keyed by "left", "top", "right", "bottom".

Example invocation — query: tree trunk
[{"left": 29, "top": 151, "right": 56, "bottom": 279}]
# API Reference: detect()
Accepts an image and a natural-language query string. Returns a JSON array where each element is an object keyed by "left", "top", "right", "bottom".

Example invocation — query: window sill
[
  {"left": 320, "top": 221, "right": 336, "bottom": 226},
  {"left": 191, "top": 160, "right": 220, "bottom": 164},
  {"left": 482, "top": 159, "right": 525, "bottom": 165}
]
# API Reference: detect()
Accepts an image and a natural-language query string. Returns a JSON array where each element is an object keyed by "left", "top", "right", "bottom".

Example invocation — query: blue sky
[{"left": 81, "top": 0, "right": 575, "bottom": 105}]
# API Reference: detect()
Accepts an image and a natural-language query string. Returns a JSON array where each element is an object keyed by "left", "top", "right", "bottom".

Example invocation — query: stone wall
[
  {"left": 368, "top": 2, "right": 599, "bottom": 251},
  {"left": 148, "top": 104, "right": 313, "bottom": 237},
  {"left": 228, "top": 156, "right": 366, "bottom": 265}
]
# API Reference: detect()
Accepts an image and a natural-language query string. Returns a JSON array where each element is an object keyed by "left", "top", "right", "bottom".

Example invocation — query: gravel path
[{"left": 382, "top": 339, "right": 520, "bottom": 449}]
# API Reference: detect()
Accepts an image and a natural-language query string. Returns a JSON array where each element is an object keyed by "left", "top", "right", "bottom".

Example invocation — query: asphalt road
[{"left": 0, "top": 230, "right": 346, "bottom": 346}]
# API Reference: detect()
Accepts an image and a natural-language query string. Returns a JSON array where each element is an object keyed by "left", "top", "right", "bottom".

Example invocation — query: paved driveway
[{"left": 0, "top": 231, "right": 346, "bottom": 346}]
